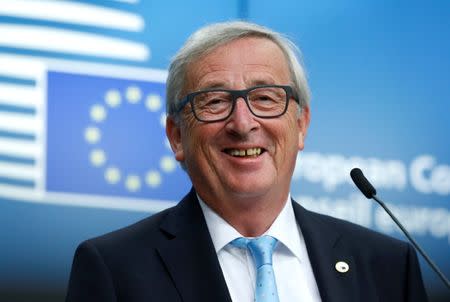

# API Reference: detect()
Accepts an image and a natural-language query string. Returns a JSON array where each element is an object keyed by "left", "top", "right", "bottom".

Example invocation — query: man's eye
[
  {"left": 196, "top": 96, "right": 231, "bottom": 113},
  {"left": 255, "top": 96, "right": 276, "bottom": 102},
  {"left": 201, "top": 95, "right": 231, "bottom": 108},
  {"left": 206, "top": 98, "right": 228, "bottom": 105},
  {"left": 252, "top": 94, "right": 279, "bottom": 104}
]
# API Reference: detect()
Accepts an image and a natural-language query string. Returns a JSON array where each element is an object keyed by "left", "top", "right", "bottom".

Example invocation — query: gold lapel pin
[{"left": 335, "top": 261, "right": 350, "bottom": 273}]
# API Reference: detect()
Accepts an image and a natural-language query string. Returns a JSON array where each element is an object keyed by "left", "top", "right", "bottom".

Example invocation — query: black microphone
[{"left": 350, "top": 168, "right": 450, "bottom": 289}]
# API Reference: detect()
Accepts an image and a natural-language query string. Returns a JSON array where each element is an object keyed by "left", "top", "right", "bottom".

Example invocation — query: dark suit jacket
[{"left": 66, "top": 189, "right": 428, "bottom": 302}]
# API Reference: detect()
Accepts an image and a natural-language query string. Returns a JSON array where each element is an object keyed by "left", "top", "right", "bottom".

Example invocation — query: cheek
[
  {"left": 184, "top": 111, "right": 198, "bottom": 126},
  {"left": 179, "top": 120, "right": 209, "bottom": 162},
  {"left": 286, "top": 112, "right": 302, "bottom": 145},
  {"left": 175, "top": 117, "right": 196, "bottom": 162},
  {"left": 284, "top": 109, "right": 305, "bottom": 151},
  {"left": 271, "top": 123, "right": 298, "bottom": 164}
]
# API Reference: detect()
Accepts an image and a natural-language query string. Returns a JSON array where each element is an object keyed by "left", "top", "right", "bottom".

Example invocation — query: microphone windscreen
[{"left": 350, "top": 168, "right": 376, "bottom": 199}]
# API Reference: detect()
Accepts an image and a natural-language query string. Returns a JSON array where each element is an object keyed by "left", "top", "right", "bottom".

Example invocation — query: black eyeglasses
[{"left": 175, "top": 85, "right": 298, "bottom": 123}]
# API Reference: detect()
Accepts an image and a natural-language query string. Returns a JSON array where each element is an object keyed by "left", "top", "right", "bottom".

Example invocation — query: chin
[{"left": 225, "top": 180, "right": 273, "bottom": 197}]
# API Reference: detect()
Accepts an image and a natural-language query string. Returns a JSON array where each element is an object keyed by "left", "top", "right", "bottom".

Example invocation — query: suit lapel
[
  {"left": 293, "top": 201, "right": 359, "bottom": 302},
  {"left": 155, "top": 192, "right": 361, "bottom": 302},
  {"left": 156, "top": 189, "right": 232, "bottom": 302}
]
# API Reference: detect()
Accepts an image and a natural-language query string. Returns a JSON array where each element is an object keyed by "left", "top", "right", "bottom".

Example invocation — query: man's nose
[{"left": 224, "top": 97, "right": 259, "bottom": 136}]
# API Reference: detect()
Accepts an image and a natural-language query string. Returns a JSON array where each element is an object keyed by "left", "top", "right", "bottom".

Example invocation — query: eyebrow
[
  {"left": 198, "top": 82, "right": 227, "bottom": 90},
  {"left": 197, "top": 79, "right": 278, "bottom": 91},
  {"left": 251, "top": 79, "right": 277, "bottom": 86}
]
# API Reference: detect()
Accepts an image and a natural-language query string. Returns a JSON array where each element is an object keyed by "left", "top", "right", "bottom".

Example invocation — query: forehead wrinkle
[
  {"left": 194, "top": 68, "right": 280, "bottom": 91},
  {"left": 198, "top": 76, "right": 278, "bottom": 91},
  {"left": 186, "top": 37, "right": 291, "bottom": 92}
]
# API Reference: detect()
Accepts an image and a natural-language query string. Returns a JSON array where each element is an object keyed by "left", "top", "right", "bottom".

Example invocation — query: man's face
[{"left": 167, "top": 37, "right": 310, "bottom": 205}]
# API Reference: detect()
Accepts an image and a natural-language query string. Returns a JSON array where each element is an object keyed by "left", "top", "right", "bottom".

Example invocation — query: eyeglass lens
[{"left": 192, "top": 86, "right": 288, "bottom": 121}]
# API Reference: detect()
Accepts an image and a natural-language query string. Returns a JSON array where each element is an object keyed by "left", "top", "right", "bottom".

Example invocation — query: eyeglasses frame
[{"left": 175, "top": 84, "right": 299, "bottom": 123}]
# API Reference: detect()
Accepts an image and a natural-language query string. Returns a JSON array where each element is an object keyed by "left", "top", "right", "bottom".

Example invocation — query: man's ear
[
  {"left": 298, "top": 106, "right": 310, "bottom": 151},
  {"left": 166, "top": 116, "right": 185, "bottom": 162}
]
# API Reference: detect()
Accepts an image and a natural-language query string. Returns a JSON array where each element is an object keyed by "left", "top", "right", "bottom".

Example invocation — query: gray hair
[{"left": 166, "top": 21, "right": 310, "bottom": 121}]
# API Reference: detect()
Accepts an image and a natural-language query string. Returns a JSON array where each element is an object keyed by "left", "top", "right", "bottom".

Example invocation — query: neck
[{"left": 199, "top": 190, "right": 289, "bottom": 237}]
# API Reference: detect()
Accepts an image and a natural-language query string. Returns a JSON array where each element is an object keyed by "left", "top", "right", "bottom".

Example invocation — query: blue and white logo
[{"left": 0, "top": 0, "right": 190, "bottom": 211}]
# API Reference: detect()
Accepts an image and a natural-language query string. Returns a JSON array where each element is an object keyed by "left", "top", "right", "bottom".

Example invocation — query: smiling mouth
[{"left": 223, "top": 147, "right": 264, "bottom": 157}]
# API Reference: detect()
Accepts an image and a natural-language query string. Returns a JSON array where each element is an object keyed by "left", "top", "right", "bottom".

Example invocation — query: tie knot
[{"left": 231, "top": 235, "right": 278, "bottom": 268}]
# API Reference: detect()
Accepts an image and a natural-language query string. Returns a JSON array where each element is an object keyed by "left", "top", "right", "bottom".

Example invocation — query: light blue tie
[{"left": 231, "top": 235, "right": 279, "bottom": 302}]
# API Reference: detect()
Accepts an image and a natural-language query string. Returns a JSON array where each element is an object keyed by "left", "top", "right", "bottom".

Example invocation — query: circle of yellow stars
[{"left": 84, "top": 85, "right": 176, "bottom": 192}]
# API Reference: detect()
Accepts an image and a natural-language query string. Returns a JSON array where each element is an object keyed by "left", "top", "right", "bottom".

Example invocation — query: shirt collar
[
  {"left": 264, "top": 195, "right": 303, "bottom": 260},
  {"left": 197, "top": 194, "right": 303, "bottom": 261},
  {"left": 198, "top": 195, "right": 242, "bottom": 253}
]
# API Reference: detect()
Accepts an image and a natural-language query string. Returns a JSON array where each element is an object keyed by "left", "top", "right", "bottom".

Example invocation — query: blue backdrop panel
[{"left": 0, "top": 0, "right": 448, "bottom": 301}]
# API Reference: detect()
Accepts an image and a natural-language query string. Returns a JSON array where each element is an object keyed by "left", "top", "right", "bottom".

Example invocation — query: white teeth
[
  {"left": 227, "top": 148, "right": 262, "bottom": 157},
  {"left": 230, "top": 150, "right": 240, "bottom": 156}
]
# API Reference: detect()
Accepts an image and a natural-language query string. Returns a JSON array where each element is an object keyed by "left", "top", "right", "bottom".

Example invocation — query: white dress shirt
[{"left": 198, "top": 195, "right": 322, "bottom": 302}]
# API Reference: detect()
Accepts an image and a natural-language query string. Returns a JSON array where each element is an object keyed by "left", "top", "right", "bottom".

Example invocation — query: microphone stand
[
  {"left": 350, "top": 167, "right": 450, "bottom": 289},
  {"left": 372, "top": 194, "right": 450, "bottom": 289}
]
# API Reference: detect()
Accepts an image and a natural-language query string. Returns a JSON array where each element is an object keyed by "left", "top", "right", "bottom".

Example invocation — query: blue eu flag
[{"left": 46, "top": 69, "right": 190, "bottom": 202}]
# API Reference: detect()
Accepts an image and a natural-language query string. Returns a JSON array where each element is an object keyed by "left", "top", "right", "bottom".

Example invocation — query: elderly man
[{"left": 66, "top": 21, "right": 428, "bottom": 302}]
